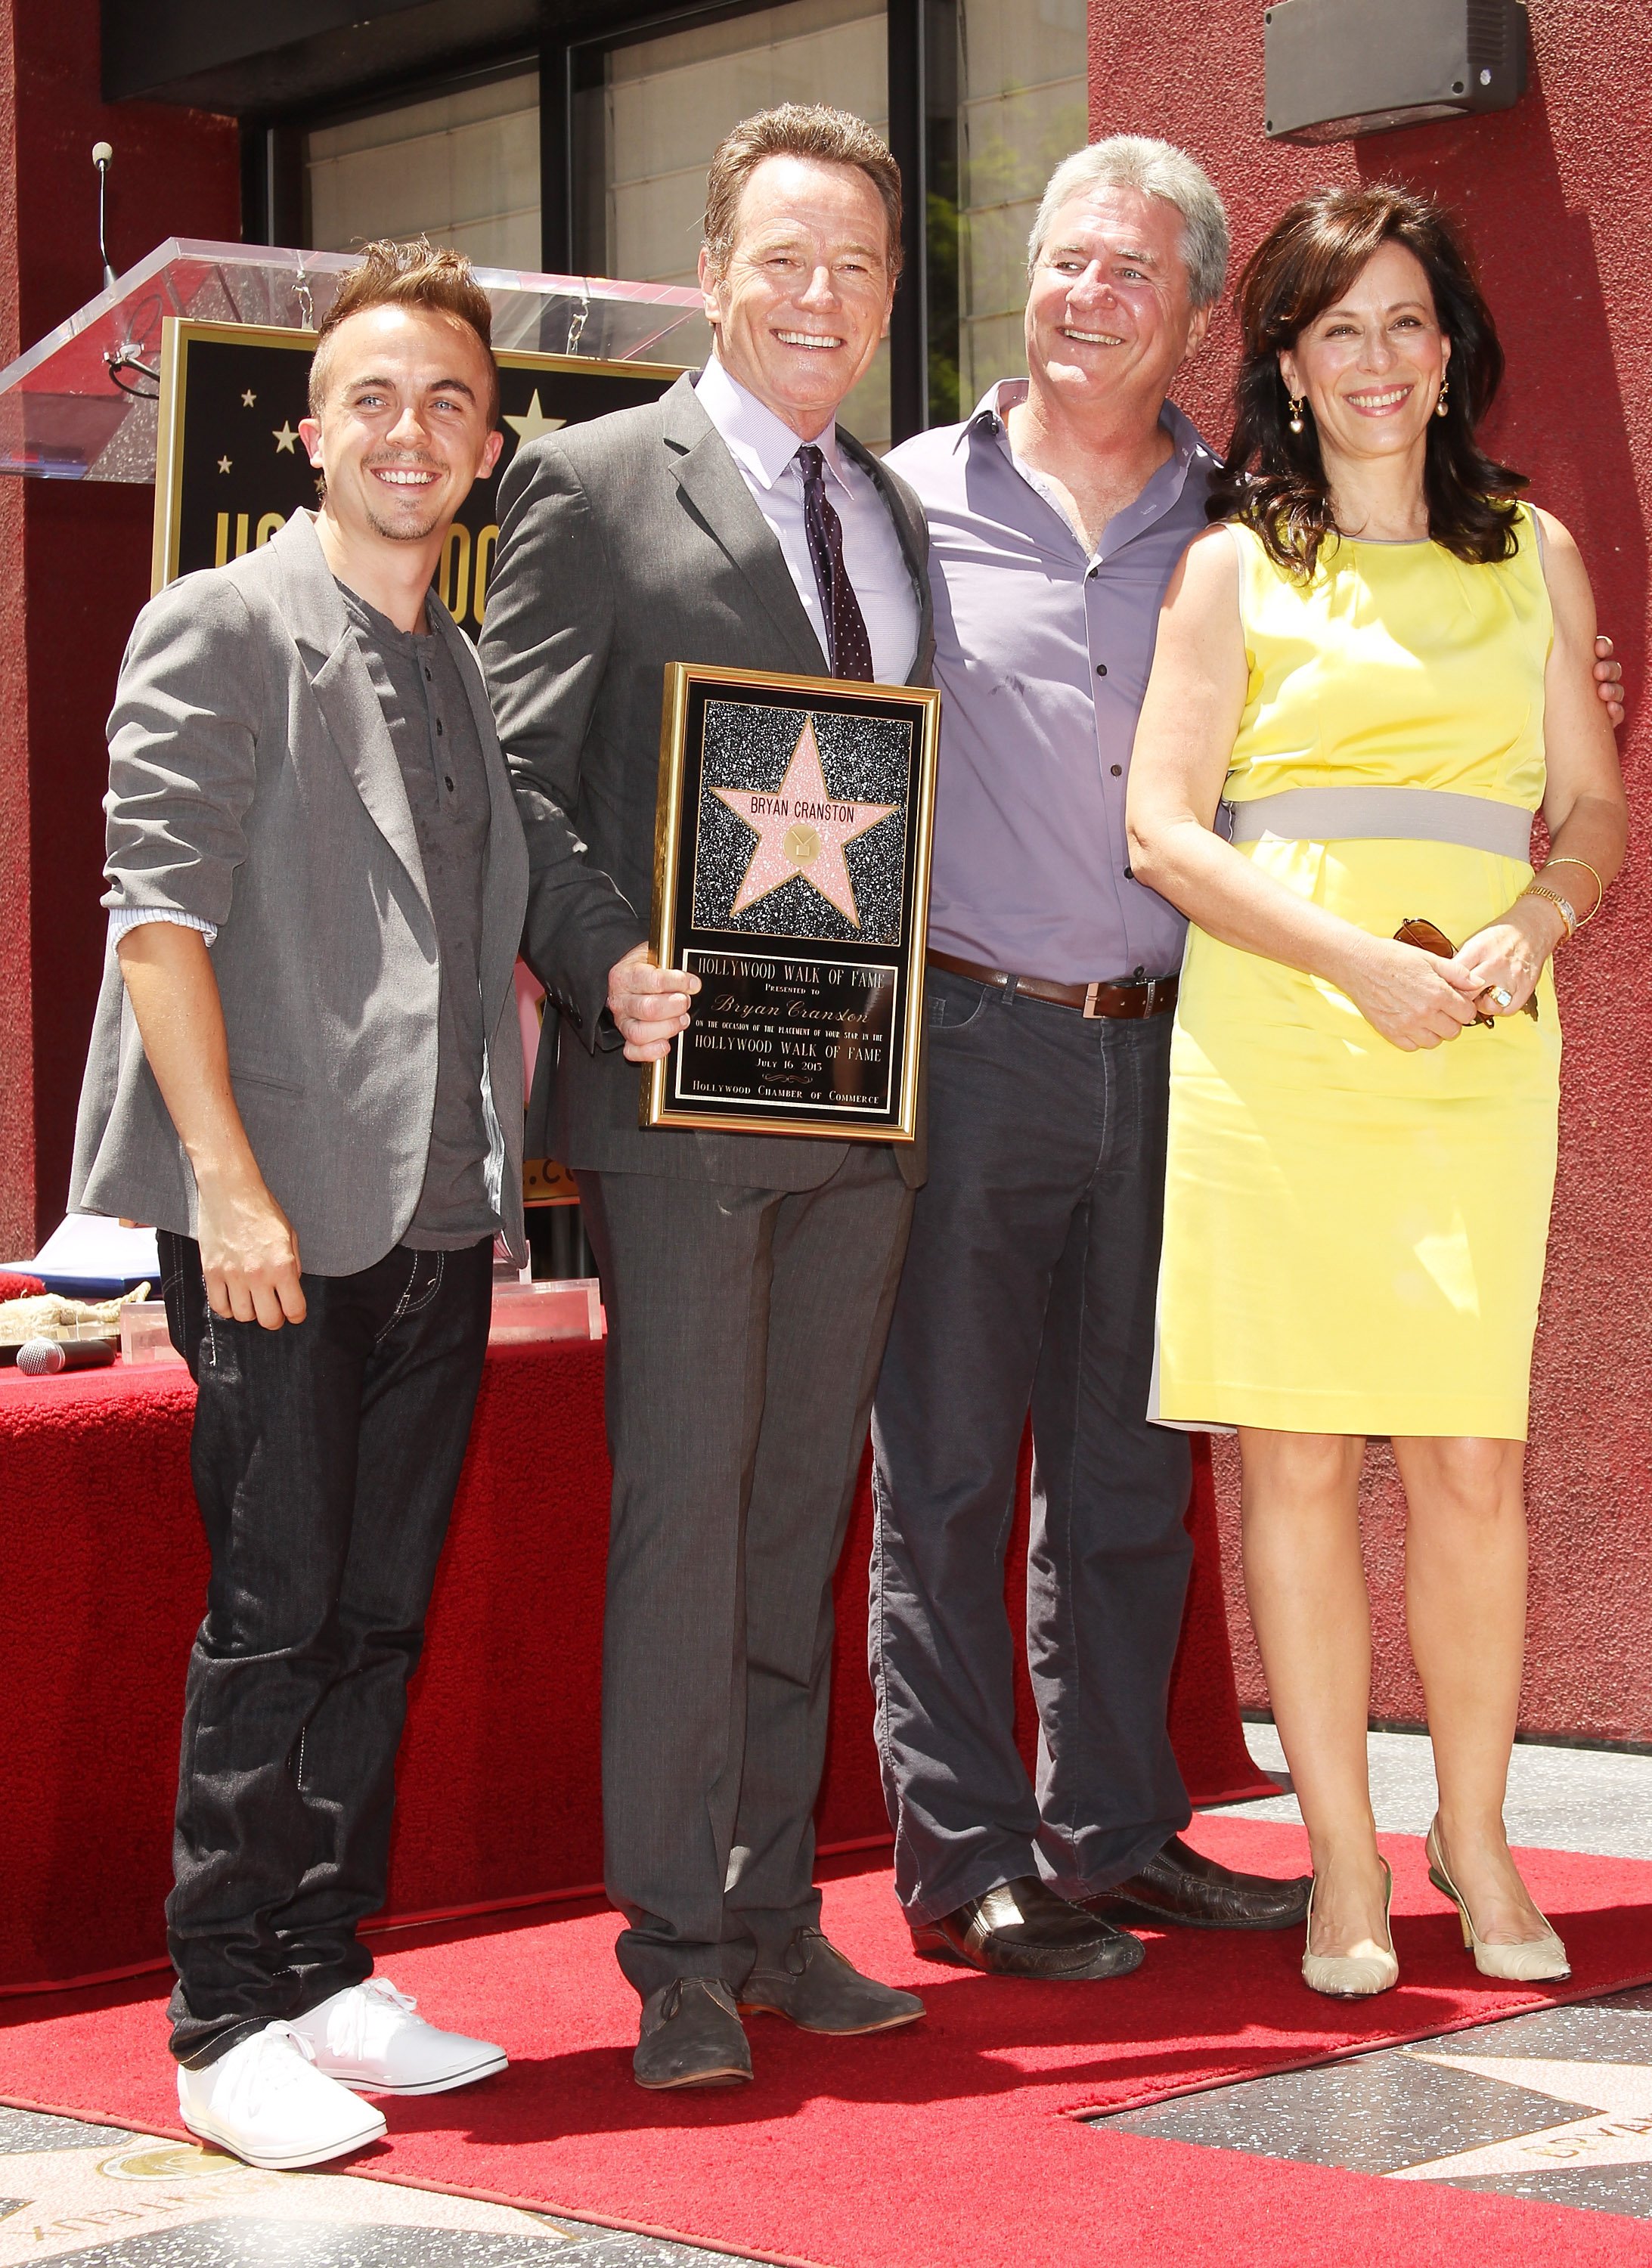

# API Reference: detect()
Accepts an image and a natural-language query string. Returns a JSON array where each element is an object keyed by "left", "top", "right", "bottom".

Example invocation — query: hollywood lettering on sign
[{"left": 150, "top": 319, "right": 683, "bottom": 633}]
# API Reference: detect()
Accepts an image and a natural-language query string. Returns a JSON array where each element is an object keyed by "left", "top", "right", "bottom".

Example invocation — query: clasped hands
[{"left": 1348, "top": 896, "right": 1567, "bottom": 1052}]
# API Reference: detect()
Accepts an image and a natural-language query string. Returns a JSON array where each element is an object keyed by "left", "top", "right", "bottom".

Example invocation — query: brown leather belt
[{"left": 928, "top": 950, "right": 1178, "bottom": 1021}]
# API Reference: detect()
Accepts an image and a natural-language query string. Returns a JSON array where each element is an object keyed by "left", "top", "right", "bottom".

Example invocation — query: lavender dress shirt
[
  {"left": 694, "top": 352, "right": 919, "bottom": 686},
  {"left": 885, "top": 379, "right": 1217, "bottom": 985}
]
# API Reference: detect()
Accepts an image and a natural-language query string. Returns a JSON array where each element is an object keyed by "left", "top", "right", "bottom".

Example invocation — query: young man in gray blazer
[
  {"left": 71, "top": 243, "right": 528, "bottom": 2171},
  {"left": 481, "top": 104, "right": 934, "bottom": 2090}
]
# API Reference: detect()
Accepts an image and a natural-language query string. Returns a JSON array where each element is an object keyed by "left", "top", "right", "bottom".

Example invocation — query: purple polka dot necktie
[{"left": 795, "top": 442, "right": 875, "bottom": 682}]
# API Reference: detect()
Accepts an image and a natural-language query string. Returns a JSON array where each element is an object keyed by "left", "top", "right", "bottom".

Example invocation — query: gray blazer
[
  {"left": 70, "top": 511, "right": 531, "bottom": 1276},
  {"left": 479, "top": 370, "right": 934, "bottom": 1194}
]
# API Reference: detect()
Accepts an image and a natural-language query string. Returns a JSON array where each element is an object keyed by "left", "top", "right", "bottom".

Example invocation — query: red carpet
[
  {"left": 8, "top": 1817, "right": 1652, "bottom": 2268},
  {"left": 0, "top": 1348, "right": 1267, "bottom": 1992}
]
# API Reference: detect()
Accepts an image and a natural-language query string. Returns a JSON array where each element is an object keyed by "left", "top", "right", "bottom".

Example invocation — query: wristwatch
[{"left": 1522, "top": 881, "right": 1576, "bottom": 940}]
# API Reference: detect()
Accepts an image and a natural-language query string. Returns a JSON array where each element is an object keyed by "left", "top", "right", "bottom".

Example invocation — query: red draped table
[{"left": 0, "top": 1340, "right": 1266, "bottom": 1993}]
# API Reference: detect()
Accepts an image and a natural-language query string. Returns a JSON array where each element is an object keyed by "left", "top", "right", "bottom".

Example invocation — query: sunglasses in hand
[{"left": 1394, "top": 918, "right": 1539, "bottom": 1026}]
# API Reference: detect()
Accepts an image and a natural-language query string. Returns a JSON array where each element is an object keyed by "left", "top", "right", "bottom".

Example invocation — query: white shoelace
[
  {"left": 358, "top": 1978, "right": 420, "bottom": 2016},
  {"left": 215, "top": 2025, "right": 321, "bottom": 2115},
  {"left": 330, "top": 1977, "right": 426, "bottom": 2059}
]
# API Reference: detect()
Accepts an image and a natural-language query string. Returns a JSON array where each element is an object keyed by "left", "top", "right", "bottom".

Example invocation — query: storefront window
[
  {"left": 305, "top": 70, "right": 541, "bottom": 271},
  {"left": 287, "top": 0, "right": 1089, "bottom": 442},
  {"left": 952, "top": 0, "right": 1089, "bottom": 411},
  {"left": 573, "top": 0, "right": 891, "bottom": 448}
]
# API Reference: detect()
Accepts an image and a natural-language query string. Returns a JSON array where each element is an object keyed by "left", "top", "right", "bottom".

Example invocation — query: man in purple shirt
[
  {"left": 868, "top": 135, "right": 1625, "bottom": 1981},
  {"left": 866, "top": 137, "right": 1295, "bottom": 1981}
]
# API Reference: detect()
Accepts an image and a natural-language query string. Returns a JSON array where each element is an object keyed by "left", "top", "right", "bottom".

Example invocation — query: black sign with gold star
[
  {"left": 151, "top": 318, "right": 683, "bottom": 635},
  {"left": 644, "top": 663, "right": 942, "bottom": 1145}
]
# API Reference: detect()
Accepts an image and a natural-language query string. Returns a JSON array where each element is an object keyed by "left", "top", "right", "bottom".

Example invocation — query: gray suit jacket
[
  {"left": 70, "top": 511, "right": 530, "bottom": 1275},
  {"left": 479, "top": 370, "right": 934, "bottom": 1193}
]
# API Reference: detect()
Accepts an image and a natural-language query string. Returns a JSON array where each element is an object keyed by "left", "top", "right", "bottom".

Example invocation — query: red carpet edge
[{"left": 1053, "top": 1949, "right": 1652, "bottom": 2120}]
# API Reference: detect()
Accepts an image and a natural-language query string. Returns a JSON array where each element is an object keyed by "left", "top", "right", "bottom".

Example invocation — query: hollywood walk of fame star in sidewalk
[
  {"left": 711, "top": 714, "right": 895, "bottom": 928},
  {"left": 1389, "top": 2050, "right": 1652, "bottom": 2182},
  {"left": 0, "top": 2135, "right": 550, "bottom": 2268}
]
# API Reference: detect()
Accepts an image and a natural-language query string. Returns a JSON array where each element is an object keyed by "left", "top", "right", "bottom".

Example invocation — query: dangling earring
[
  {"left": 1288, "top": 393, "right": 1306, "bottom": 435},
  {"left": 1435, "top": 378, "right": 1450, "bottom": 419}
]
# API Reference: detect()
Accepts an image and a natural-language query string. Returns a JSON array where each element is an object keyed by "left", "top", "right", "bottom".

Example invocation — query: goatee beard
[{"left": 364, "top": 504, "right": 444, "bottom": 544}]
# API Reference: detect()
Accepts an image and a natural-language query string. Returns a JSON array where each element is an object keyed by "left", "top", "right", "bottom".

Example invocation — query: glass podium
[{"left": 0, "top": 238, "right": 710, "bottom": 482}]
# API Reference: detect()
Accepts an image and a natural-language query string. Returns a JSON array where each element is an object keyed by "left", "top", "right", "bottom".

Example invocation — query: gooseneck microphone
[
  {"left": 96, "top": 141, "right": 158, "bottom": 398},
  {"left": 93, "top": 141, "right": 116, "bottom": 293}
]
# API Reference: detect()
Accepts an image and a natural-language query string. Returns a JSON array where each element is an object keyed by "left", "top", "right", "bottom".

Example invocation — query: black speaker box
[{"left": 1264, "top": 0, "right": 1529, "bottom": 143}]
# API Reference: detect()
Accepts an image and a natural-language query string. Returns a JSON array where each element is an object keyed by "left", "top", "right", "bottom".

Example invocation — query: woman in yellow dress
[{"left": 1127, "top": 185, "right": 1626, "bottom": 1998}]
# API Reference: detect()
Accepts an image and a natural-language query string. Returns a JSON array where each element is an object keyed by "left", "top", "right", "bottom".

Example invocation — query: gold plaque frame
[{"left": 645, "top": 661, "right": 941, "bottom": 1144}]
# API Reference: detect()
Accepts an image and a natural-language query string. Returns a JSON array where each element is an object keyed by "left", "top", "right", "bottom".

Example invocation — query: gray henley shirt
[{"left": 339, "top": 583, "right": 496, "bottom": 1250}]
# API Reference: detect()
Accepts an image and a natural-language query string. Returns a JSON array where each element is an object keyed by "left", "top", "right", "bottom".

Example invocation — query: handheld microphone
[
  {"left": 16, "top": 1337, "right": 117, "bottom": 1375},
  {"left": 93, "top": 142, "right": 116, "bottom": 293}
]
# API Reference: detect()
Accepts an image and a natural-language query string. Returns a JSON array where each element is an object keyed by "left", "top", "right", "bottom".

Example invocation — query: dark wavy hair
[{"left": 1206, "top": 184, "right": 1526, "bottom": 579}]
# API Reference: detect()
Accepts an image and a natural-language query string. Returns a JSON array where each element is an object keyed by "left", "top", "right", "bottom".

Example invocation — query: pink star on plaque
[{"left": 711, "top": 714, "right": 895, "bottom": 928}]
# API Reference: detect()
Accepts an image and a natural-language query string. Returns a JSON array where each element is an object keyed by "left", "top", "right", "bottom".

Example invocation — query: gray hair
[{"left": 1027, "top": 136, "right": 1229, "bottom": 308}]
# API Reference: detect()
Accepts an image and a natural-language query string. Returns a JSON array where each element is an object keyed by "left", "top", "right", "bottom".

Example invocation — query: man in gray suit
[
  {"left": 71, "top": 243, "right": 526, "bottom": 2171},
  {"left": 481, "top": 104, "right": 933, "bottom": 2090}
]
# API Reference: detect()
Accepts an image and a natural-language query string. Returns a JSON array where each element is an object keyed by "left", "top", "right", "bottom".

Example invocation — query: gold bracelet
[
  {"left": 1540, "top": 857, "right": 1604, "bottom": 926},
  {"left": 1523, "top": 881, "right": 1576, "bottom": 940}
]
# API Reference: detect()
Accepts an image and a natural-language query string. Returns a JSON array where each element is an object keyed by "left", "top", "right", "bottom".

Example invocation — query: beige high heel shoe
[
  {"left": 1301, "top": 1858, "right": 1399, "bottom": 1998},
  {"left": 1425, "top": 1819, "right": 1570, "bottom": 1982}
]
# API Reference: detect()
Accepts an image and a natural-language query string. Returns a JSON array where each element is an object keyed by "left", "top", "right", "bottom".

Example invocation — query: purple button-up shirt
[{"left": 885, "top": 379, "right": 1217, "bottom": 984}]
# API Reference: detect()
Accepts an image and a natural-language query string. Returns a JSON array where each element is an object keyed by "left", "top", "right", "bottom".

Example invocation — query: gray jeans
[
  {"left": 869, "top": 967, "right": 1192, "bottom": 1924},
  {"left": 578, "top": 1148, "right": 912, "bottom": 1999}
]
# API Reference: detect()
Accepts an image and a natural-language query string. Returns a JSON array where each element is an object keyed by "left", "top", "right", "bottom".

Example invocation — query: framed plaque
[{"left": 645, "top": 663, "right": 941, "bottom": 1143}]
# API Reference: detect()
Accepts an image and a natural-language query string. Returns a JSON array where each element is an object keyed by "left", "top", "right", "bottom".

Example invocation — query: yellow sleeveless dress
[{"left": 1154, "top": 510, "right": 1559, "bottom": 1440}]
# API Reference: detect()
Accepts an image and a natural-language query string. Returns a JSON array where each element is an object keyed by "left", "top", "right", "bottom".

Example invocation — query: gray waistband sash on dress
[{"left": 1223, "top": 785, "right": 1534, "bottom": 860}]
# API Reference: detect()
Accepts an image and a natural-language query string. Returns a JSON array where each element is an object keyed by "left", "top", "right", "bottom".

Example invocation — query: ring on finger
[{"left": 1485, "top": 984, "right": 1514, "bottom": 1012}]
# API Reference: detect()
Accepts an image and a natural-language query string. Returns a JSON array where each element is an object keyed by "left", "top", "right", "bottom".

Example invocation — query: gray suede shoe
[
  {"left": 633, "top": 1978, "right": 753, "bottom": 2090},
  {"left": 739, "top": 1928, "right": 925, "bottom": 2034}
]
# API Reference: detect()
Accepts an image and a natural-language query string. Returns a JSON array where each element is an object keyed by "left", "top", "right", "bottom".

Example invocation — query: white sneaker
[
  {"left": 287, "top": 1976, "right": 507, "bottom": 2095},
  {"left": 178, "top": 2025, "right": 388, "bottom": 2170}
]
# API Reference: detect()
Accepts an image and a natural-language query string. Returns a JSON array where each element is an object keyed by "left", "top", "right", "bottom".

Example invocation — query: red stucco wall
[
  {"left": 1090, "top": 0, "right": 1652, "bottom": 1737},
  {"left": 0, "top": 1, "right": 238, "bottom": 1253}
]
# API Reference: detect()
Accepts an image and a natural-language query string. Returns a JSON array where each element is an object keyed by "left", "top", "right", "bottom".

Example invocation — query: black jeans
[
  {"left": 869, "top": 968, "right": 1193, "bottom": 1923},
  {"left": 157, "top": 1230, "right": 493, "bottom": 2067}
]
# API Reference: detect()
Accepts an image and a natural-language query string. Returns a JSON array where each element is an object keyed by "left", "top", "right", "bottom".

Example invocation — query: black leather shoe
[
  {"left": 1082, "top": 1835, "right": 1312, "bottom": 1932},
  {"left": 633, "top": 1978, "right": 753, "bottom": 2090},
  {"left": 911, "top": 1876, "right": 1145, "bottom": 1981},
  {"left": 739, "top": 1928, "right": 925, "bottom": 2034}
]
